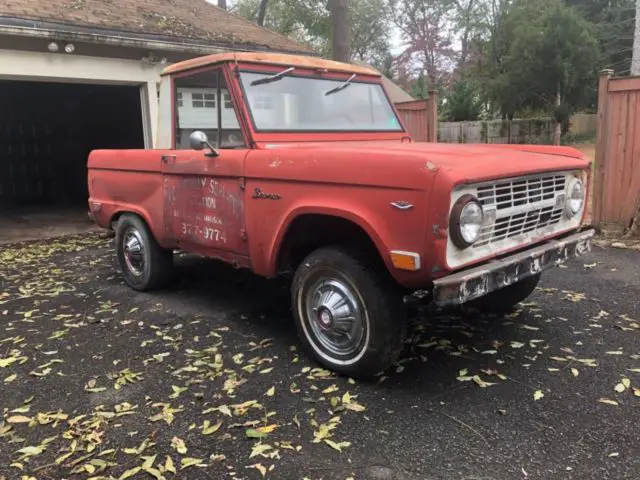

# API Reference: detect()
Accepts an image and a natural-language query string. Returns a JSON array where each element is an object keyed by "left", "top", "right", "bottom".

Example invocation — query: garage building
[{"left": 0, "top": 0, "right": 309, "bottom": 240}]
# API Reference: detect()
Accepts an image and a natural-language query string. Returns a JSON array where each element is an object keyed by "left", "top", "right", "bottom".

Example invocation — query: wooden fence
[
  {"left": 593, "top": 70, "right": 640, "bottom": 232},
  {"left": 439, "top": 118, "right": 555, "bottom": 144},
  {"left": 395, "top": 94, "right": 438, "bottom": 142},
  {"left": 438, "top": 114, "right": 596, "bottom": 145}
]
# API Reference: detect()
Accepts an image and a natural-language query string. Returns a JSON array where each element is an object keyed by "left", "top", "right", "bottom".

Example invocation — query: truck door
[{"left": 162, "top": 67, "right": 249, "bottom": 256}]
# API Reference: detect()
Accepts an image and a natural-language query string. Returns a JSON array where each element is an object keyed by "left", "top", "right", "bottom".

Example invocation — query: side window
[{"left": 174, "top": 69, "right": 244, "bottom": 149}]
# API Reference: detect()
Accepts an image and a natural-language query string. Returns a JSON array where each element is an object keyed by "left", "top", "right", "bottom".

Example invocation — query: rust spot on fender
[{"left": 425, "top": 161, "right": 438, "bottom": 172}]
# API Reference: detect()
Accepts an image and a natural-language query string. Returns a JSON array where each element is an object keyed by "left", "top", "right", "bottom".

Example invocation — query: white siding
[{"left": 177, "top": 87, "right": 240, "bottom": 130}]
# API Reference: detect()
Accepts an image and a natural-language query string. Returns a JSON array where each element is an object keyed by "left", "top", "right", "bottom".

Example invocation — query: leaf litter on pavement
[
  {"left": 0, "top": 234, "right": 376, "bottom": 479},
  {"left": 1, "top": 234, "right": 639, "bottom": 478}
]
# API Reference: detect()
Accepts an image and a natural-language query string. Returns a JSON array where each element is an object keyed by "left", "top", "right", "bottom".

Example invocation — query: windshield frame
[{"left": 236, "top": 68, "right": 406, "bottom": 135}]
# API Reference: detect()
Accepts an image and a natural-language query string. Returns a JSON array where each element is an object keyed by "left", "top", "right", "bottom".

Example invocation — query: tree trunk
[
  {"left": 554, "top": 85, "right": 561, "bottom": 145},
  {"left": 632, "top": 0, "right": 640, "bottom": 75},
  {"left": 257, "top": 0, "right": 269, "bottom": 26},
  {"left": 218, "top": 0, "right": 227, "bottom": 10},
  {"left": 329, "top": 0, "right": 351, "bottom": 62}
]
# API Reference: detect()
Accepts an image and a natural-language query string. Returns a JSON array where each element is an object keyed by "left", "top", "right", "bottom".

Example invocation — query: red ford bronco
[{"left": 88, "top": 52, "right": 594, "bottom": 378}]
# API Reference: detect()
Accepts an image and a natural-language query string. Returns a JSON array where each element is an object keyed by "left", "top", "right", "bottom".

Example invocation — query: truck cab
[{"left": 88, "top": 52, "right": 595, "bottom": 378}]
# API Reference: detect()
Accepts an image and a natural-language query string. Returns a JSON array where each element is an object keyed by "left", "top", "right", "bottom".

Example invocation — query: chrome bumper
[{"left": 432, "top": 229, "right": 595, "bottom": 306}]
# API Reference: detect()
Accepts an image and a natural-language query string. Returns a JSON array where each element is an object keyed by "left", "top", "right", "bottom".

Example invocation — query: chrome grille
[
  {"left": 473, "top": 173, "right": 567, "bottom": 248},
  {"left": 475, "top": 206, "right": 564, "bottom": 247},
  {"left": 477, "top": 174, "right": 566, "bottom": 210}
]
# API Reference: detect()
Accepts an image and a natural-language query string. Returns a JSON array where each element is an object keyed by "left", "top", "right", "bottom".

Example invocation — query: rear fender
[{"left": 93, "top": 201, "right": 163, "bottom": 244}]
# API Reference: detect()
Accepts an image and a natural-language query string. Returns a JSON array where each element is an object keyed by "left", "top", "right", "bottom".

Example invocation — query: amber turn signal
[{"left": 390, "top": 251, "right": 421, "bottom": 271}]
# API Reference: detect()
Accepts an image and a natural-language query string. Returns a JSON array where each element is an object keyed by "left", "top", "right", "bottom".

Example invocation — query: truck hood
[{"left": 257, "top": 141, "right": 590, "bottom": 186}]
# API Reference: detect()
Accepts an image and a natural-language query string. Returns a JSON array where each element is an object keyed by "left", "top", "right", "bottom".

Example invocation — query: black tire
[
  {"left": 115, "top": 214, "right": 173, "bottom": 291},
  {"left": 467, "top": 273, "right": 541, "bottom": 313},
  {"left": 292, "top": 246, "right": 406, "bottom": 379}
]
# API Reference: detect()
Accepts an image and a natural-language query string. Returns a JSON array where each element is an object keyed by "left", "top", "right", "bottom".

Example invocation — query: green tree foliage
[
  {"left": 476, "top": 0, "right": 599, "bottom": 118},
  {"left": 563, "top": 0, "right": 635, "bottom": 75},
  {"left": 233, "top": 0, "right": 392, "bottom": 67},
  {"left": 410, "top": 72, "right": 429, "bottom": 99},
  {"left": 234, "top": 0, "right": 329, "bottom": 53},
  {"left": 441, "top": 77, "right": 483, "bottom": 121}
]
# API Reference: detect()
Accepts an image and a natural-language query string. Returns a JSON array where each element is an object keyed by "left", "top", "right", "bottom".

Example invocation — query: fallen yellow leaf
[
  {"left": 247, "top": 463, "right": 267, "bottom": 477},
  {"left": 164, "top": 456, "right": 176, "bottom": 474},
  {"left": 6, "top": 416, "right": 31, "bottom": 424}
]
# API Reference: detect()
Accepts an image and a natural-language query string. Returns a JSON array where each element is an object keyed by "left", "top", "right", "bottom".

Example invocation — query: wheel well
[
  {"left": 110, "top": 211, "right": 142, "bottom": 230},
  {"left": 110, "top": 212, "right": 124, "bottom": 230},
  {"left": 276, "top": 214, "right": 384, "bottom": 274}
]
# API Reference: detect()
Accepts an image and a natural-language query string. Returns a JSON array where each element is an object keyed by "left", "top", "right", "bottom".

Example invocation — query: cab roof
[{"left": 161, "top": 52, "right": 381, "bottom": 77}]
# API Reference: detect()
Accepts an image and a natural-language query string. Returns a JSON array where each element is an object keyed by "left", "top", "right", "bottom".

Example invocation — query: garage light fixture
[
  {"left": 64, "top": 43, "right": 75, "bottom": 54},
  {"left": 47, "top": 41, "right": 59, "bottom": 52}
]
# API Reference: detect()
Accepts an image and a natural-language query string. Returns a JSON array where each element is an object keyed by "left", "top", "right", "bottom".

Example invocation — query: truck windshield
[{"left": 238, "top": 71, "right": 404, "bottom": 132}]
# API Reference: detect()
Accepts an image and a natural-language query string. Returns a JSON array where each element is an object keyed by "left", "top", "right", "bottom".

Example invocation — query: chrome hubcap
[
  {"left": 123, "top": 228, "right": 145, "bottom": 276},
  {"left": 306, "top": 278, "right": 365, "bottom": 357}
]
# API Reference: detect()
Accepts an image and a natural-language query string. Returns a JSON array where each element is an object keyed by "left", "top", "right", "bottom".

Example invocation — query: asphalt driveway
[{"left": 1, "top": 234, "right": 639, "bottom": 480}]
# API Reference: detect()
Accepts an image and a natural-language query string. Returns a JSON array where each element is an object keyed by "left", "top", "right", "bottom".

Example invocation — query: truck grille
[
  {"left": 475, "top": 206, "right": 564, "bottom": 247},
  {"left": 476, "top": 174, "right": 566, "bottom": 210},
  {"left": 473, "top": 173, "right": 567, "bottom": 248}
]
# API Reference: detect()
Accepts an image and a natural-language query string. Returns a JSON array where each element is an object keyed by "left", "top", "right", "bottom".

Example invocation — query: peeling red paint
[{"left": 87, "top": 55, "right": 594, "bottom": 291}]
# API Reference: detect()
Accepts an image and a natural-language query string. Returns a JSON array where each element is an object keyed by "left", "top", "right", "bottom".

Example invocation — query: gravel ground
[{"left": 0, "top": 234, "right": 639, "bottom": 480}]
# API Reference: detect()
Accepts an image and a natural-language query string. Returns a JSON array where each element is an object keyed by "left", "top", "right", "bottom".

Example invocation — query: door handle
[{"left": 161, "top": 155, "right": 176, "bottom": 164}]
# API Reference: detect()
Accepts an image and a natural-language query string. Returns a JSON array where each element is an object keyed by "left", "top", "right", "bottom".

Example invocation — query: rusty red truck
[{"left": 87, "top": 52, "right": 595, "bottom": 378}]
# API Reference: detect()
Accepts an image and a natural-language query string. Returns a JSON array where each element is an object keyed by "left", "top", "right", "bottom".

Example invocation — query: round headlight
[
  {"left": 450, "top": 195, "right": 484, "bottom": 248},
  {"left": 565, "top": 178, "right": 585, "bottom": 217}
]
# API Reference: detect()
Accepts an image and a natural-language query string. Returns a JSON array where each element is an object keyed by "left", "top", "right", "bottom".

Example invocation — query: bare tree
[
  {"left": 391, "top": 0, "right": 456, "bottom": 87},
  {"left": 633, "top": 0, "right": 640, "bottom": 75},
  {"left": 218, "top": 0, "right": 227, "bottom": 10},
  {"left": 257, "top": 0, "right": 269, "bottom": 26},
  {"left": 329, "top": 0, "right": 351, "bottom": 62},
  {"left": 453, "top": 0, "right": 480, "bottom": 67}
]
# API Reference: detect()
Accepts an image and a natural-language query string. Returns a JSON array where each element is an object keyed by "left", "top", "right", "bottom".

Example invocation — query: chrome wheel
[
  {"left": 304, "top": 276, "right": 367, "bottom": 358},
  {"left": 123, "top": 228, "right": 145, "bottom": 276}
]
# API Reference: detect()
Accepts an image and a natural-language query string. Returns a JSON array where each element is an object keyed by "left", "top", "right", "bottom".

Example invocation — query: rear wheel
[
  {"left": 292, "top": 247, "right": 406, "bottom": 379},
  {"left": 115, "top": 214, "right": 173, "bottom": 291},
  {"left": 468, "top": 273, "right": 541, "bottom": 313}
]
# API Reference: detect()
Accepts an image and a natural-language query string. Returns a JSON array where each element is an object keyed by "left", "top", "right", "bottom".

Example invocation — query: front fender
[
  {"left": 245, "top": 182, "right": 432, "bottom": 287},
  {"left": 267, "top": 204, "right": 390, "bottom": 275}
]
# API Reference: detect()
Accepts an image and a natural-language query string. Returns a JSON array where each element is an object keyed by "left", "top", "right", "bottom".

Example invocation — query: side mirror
[{"left": 189, "top": 131, "right": 219, "bottom": 158}]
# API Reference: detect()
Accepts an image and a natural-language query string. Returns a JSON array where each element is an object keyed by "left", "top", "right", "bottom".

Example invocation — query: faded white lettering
[{"left": 204, "top": 215, "right": 224, "bottom": 225}]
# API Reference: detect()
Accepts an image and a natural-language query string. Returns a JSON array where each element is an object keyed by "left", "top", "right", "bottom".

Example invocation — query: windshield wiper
[
  {"left": 250, "top": 66, "right": 295, "bottom": 86},
  {"left": 324, "top": 73, "right": 356, "bottom": 96}
]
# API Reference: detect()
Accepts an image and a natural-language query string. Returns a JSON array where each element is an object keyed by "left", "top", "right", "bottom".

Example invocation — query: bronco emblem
[{"left": 252, "top": 188, "right": 281, "bottom": 200}]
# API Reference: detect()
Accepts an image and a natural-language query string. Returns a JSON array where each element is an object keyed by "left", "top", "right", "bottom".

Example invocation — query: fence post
[
  {"left": 426, "top": 89, "right": 438, "bottom": 142},
  {"left": 593, "top": 69, "right": 614, "bottom": 229}
]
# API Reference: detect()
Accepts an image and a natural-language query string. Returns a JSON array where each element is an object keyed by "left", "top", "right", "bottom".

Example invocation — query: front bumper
[{"left": 432, "top": 228, "right": 595, "bottom": 306}]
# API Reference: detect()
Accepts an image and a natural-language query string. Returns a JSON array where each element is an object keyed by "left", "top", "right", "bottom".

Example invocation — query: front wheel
[
  {"left": 115, "top": 214, "right": 174, "bottom": 291},
  {"left": 292, "top": 247, "right": 406, "bottom": 379}
]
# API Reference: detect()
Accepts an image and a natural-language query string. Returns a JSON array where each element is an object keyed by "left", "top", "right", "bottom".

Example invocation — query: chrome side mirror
[{"left": 189, "top": 131, "right": 219, "bottom": 158}]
